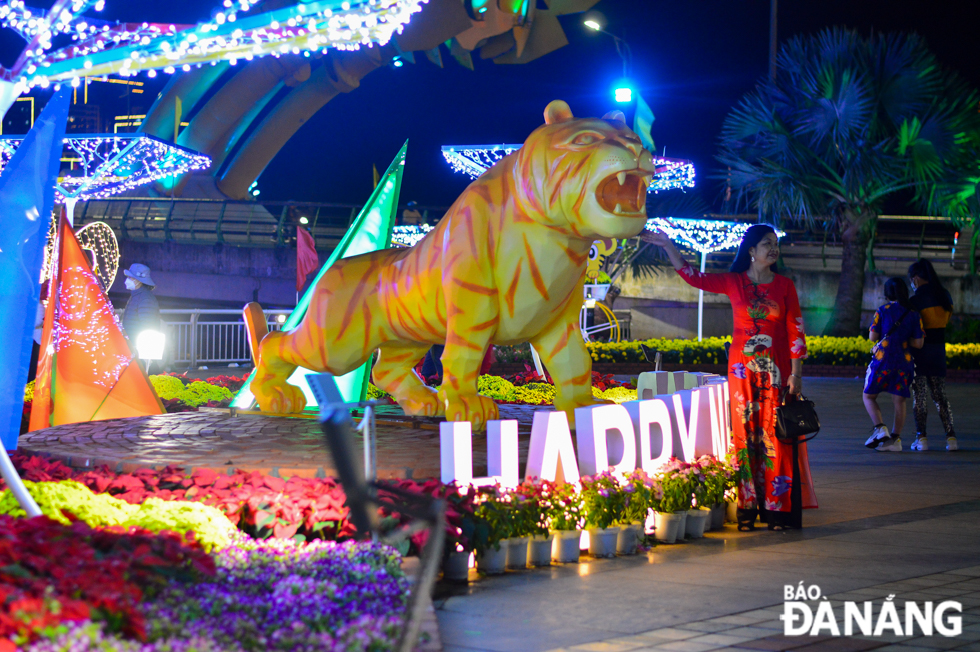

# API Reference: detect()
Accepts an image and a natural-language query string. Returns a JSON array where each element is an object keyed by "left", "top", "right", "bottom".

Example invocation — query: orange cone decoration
[{"left": 30, "top": 215, "right": 163, "bottom": 431}]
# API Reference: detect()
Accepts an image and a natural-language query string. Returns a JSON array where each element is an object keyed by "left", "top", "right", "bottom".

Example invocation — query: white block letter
[
  {"left": 440, "top": 421, "right": 473, "bottom": 485},
  {"left": 525, "top": 411, "right": 580, "bottom": 483},
  {"left": 487, "top": 420, "right": 520, "bottom": 489},
  {"left": 623, "top": 398, "right": 673, "bottom": 474},
  {"left": 575, "top": 404, "right": 636, "bottom": 477},
  {"left": 670, "top": 388, "right": 715, "bottom": 461}
]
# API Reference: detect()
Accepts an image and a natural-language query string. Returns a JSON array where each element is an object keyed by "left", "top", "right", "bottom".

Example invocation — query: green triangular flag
[
  {"left": 232, "top": 141, "right": 408, "bottom": 409},
  {"left": 633, "top": 93, "right": 656, "bottom": 154}
]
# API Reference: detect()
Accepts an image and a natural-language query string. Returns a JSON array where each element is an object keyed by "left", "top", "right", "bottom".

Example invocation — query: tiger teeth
[
  {"left": 614, "top": 203, "right": 623, "bottom": 214},
  {"left": 617, "top": 172, "right": 627, "bottom": 186}
]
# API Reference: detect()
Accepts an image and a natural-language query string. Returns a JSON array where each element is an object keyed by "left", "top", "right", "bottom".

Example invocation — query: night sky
[{"left": 4, "top": 1, "right": 980, "bottom": 211}]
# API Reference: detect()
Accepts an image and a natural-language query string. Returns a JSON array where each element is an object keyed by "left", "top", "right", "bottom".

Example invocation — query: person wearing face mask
[
  {"left": 906, "top": 258, "right": 957, "bottom": 452},
  {"left": 121, "top": 263, "right": 161, "bottom": 347},
  {"left": 642, "top": 224, "right": 817, "bottom": 531}
]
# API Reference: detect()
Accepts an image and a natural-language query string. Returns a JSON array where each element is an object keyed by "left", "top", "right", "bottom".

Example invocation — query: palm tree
[{"left": 717, "top": 28, "right": 980, "bottom": 335}]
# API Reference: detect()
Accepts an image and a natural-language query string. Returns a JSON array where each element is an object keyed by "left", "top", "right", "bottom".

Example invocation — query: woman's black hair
[
  {"left": 730, "top": 224, "right": 778, "bottom": 273},
  {"left": 908, "top": 258, "right": 953, "bottom": 311},
  {"left": 883, "top": 277, "right": 910, "bottom": 309}
]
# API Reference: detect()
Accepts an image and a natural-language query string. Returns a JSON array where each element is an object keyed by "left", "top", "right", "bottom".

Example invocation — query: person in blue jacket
[{"left": 121, "top": 263, "right": 161, "bottom": 346}]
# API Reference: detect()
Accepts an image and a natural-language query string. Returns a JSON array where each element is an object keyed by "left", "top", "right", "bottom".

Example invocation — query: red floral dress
[{"left": 677, "top": 263, "right": 818, "bottom": 517}]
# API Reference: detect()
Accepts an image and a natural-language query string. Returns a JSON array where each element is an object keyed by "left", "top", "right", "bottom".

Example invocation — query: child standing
[{"left": 863, "top": 278, "right": 925, "bottom": 452}]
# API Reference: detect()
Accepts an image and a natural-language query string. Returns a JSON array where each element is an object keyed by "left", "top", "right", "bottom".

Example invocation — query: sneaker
[
  {"left": 865, "top": 424, "right": 891, "bottom": 449},
  {"left": 911, "top": 437, "right": 928, "bottom": 451},
  {"left": 876, "top": 436, "right": 903, "bottom": 452},
  {"left": 947, "top": 437, "right": 959, "bottom": 452}
]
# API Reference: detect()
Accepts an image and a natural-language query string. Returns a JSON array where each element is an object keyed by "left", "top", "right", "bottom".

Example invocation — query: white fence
[{"left": 157, "top": 309, "right": 291, "bottom": 368}]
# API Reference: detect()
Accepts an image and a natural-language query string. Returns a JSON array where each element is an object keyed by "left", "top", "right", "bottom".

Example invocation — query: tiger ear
[
  {"left": 544, "top": 100, "right": 574, "bottom": 125},
  {"left": 602, "top": 110, "right": 626, "bottom": 124},
  {"left": 598, "top": 238, "right": 617, "bottom": 254}
]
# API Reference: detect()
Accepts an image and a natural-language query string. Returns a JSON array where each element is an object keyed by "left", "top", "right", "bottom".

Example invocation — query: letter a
[{"left": 525, "top": 411, "right": 580, "bottom": 483}]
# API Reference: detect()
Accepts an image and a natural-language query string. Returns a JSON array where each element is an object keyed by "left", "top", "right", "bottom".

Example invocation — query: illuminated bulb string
[
  {"left": 391, "top": 223, "right": 432, "bottom": 247},
  {"left": 442, "top": 144, "right": 696, "bottom": 192},
  {"left": 0, "top": 133, "right": 210, "bottom": 201},
  {"left": 1, "top": 0, "right": 429, "bottom": 88},
  {"left": 645, "top": 217, "right": 786, "bottom": 254}
]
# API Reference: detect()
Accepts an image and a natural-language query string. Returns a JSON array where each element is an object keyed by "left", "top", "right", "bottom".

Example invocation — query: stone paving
[{"left": 18, "top": 404, "right": 546, "bottom": 479}]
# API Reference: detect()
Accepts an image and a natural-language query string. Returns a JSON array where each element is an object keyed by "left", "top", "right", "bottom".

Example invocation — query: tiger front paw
[
  {"left": 252, "top": 378, "right": 307, "bottom": 414},
  {"left": 395, "top": 385, "right": 443, "bottom": 417},
  {"left": 439, "top": 390, "right": 499, "bottom": 432}
]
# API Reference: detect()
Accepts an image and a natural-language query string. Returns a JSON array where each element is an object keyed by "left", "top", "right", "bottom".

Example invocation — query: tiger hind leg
[{"left": 373, "top": 343, "right": 443, "bottom": 417}]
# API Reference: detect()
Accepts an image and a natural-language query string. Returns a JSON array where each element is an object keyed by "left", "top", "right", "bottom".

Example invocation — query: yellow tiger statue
[{"left": 251, "top": 100, "right": 655, "bottom": 429}]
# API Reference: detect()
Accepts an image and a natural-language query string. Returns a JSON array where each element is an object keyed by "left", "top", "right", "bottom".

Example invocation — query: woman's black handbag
[{"left": 776, "top": 393, "right": 820, "bottom": 444}]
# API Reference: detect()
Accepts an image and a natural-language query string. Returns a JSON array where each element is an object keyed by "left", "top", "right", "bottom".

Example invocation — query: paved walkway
[{"left": 435, "top": 378, "right": 980, "bottom": 652}]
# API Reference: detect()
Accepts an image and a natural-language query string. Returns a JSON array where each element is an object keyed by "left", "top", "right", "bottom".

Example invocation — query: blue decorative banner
[{"left": 0, "top": 88, "right": 71, "bottom": 450}]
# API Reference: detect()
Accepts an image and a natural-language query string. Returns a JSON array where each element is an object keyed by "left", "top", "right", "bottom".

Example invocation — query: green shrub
[
  {"left": 150, "top": 374, "right": 186, "bottom": 400},
  {"left": 477, "top": 375, "right": 515, "bottom": 400},
  {"left": 0, "top": 480, "right": 235, "bottom": 551},
  {"left": 176, "top": 381, "right": 233, "bottom": 407}
]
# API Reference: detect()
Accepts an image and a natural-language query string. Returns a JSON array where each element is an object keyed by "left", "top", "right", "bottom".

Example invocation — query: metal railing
[
  {"left": 76, "top": 198, "right": 448, "bottom": 249},
  {"left": 147, "top": 309, "right": 292, "bottom": 368}
]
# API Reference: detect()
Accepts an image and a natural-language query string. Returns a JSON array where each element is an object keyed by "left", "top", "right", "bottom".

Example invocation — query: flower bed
[
  {"left": 1, "top": 455, "right": 475, "bottom": 554},
  {"left": 0, "top": 515, "right": 215, "bottom": 649},
  {"left": 493, "top": 337, "right": 980, "bottom": 369}
]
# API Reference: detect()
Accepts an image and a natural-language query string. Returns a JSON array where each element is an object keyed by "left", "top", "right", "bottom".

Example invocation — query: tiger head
[{"left": 513, "top": 100, "right": 656, "bottom": 240}]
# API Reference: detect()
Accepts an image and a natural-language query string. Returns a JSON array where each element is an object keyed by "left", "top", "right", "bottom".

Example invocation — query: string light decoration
[
  {"left": 390, "top": 223, "right": 432, "bottom": 247},
  {"left": 41, "top": 219, "right": 120, "bottom": 291},
  {"left": 442, "top": 144, "right": 696, "bottom": 192},
  {"left": 645, "top": 217, "right": 786, "bottom": 341},
  {"left": 0, "top": 133, "right": 211, "bottom": 200},
  {"left": 1, "top": 0, "right": 429, "bottom": 90},
  {"left": 649, "top": 156, "right": 695, "bottom": 193},
  {"left": 441, "top": 144, "right": 520, "bottom": 179}
]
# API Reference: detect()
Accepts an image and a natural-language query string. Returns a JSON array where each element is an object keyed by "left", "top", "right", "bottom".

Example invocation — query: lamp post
[{"left": 583, "top": 13, "right": 632, "bottom": 78}]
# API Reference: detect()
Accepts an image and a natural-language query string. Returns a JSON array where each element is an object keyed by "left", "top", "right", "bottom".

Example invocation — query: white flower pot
[
  {"left": 442, "top": 550, "right": 471, "bottom": 581},
  {"left": 551, "top": 529, "right": 581, "bottom": 563},
  {"left": 587, "top": 526, "right": 621, "bottom": 558},
  {"left": 709, "top": 503, "right": 726, "bottom": 531},
  {"left": 616, "top": 523, "right": 642, "bottom": 555},
  {"left": 654, "top": 511, "right": 684, "bottom": 544},
  {"left": 476, "top": 543, "right": 507, "bottom": 575},
  {"left": 686, "top": 509, "right": 709, "bottom": 539},
  {"left": 726, "top": 500, "right": 738, "bottom": 523},
  {"left": 505, "top": 537, "right": 529, "bottom": 569},
  {"left": 528, "top": 535, "right": 553, "bottom": 567}
]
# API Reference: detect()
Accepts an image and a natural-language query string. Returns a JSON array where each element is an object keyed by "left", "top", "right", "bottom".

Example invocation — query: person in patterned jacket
[{"left": 862, "top": 278, "right": 925, "bottom": 452}]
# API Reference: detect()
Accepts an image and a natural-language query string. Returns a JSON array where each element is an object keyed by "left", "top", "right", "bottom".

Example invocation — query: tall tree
[{"left": 717, "top": 28, "right": 980, "bottom": 335}]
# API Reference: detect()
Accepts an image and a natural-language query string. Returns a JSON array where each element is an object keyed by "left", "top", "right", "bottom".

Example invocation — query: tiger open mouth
[{"left": 596, "top": 169, "right": 652, "bottom": 216}]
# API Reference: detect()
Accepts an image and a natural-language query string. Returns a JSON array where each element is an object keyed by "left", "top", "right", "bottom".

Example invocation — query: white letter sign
[
  {"left": 574, "top": 404, "right": 636, "bottom": 477},
  {"left": 623, "top": 398, "right": 673, "bottom": 474},
  {"left": 525, "top": 411, "right": 580, "bottom": 483}
]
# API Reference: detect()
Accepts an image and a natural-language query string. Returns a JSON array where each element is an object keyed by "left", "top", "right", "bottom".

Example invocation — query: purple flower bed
[
  {"left": 25, "top": 535, "right": 410, "bottom": 652},
  {"left": 147, "top": 535, "right": 409, "bottom": 651}
]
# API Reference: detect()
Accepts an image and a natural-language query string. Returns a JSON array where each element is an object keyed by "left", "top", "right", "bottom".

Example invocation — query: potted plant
[
  {"left": 540, "top": 480, "right": 583, "bottom": 563},
  {"left": 724, "top": 450, "right": 742, "bottom": 523},
  {"left": 514, "top": 481, "right": 552, "bottom": 566},
  {"left": 441, "top": 483, "right": 478, "bottom": 581},
  {"left": 472, "top": 486, "right": 513, "bottom": 574},
  {"left": 696, "top": 455, "right": 727, "bottom": 531},
  {"left": 685, "top": 459, "right": 711, "bottom": 539},
  {"left": 654, "top": 463, "right": 691, "bottom": 544},
  {"left": 580, "top": 472, "right": 623, "bottom": 558},
  {"left": 618, "top": 470, "right": 657, "bottom": 554},
  {"left": 504, "top": 489, "right": 535, "bottom": 570}
]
